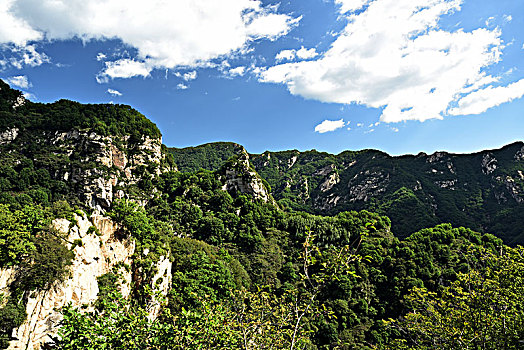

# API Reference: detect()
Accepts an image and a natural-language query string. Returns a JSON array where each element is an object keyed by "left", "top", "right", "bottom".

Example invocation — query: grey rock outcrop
[
  {"left": 0, "top": 128, "right": 19, "bottom": 145},
  {"left": 482, "top": 153, "right": 497, "bottom": 175},
  {"left": 2, "top": 214, "right": 135, "bottom": 350},
  {"left": 221, "top": 150, "right": 275, "bottom": 204},
  {"left": 47, "top": 130, "right": 166, "bottom": 212},
  {"left": 1, "top": 212, "right": 172, "bottom": 350}
]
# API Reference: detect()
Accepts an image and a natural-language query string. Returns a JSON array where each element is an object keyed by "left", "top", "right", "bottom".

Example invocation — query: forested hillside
[
  {"left": 1, "top": 79, "right": 524, "bottom": 349},
  {"left": 170, "top": 141, "right": 524, "bottom": 244}
]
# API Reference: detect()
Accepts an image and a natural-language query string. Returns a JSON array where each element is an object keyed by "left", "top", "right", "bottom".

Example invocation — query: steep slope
[
  {"left": 1, "top": 79, "right": 521, "bottom": 349},
  {"left": 168, "top": 141, "right": 244, "bottom": 172},
  {"left": 170, "top": 142, "right": 524, "bottom": 243},
  {"left": 0, "top": 81, "right": 174, "bottom": 349},
  {"left": 0, "top": 79, "right": 174, "bottom": 213},
  {"left": 249, "top": 143, "right": 524, "bottom": 242}
]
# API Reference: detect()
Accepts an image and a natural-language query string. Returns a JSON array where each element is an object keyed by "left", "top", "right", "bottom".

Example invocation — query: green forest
[{"left": 1, "top": 80, "right": 524, "bottom": 349}]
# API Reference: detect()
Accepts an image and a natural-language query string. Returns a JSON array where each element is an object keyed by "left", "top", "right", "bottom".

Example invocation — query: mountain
[
  {"left": 1, "top": 79, "right": 523, "bottom": 349},
  {"left": 170, "top": 142, "right": 524, "bottom": 244}
]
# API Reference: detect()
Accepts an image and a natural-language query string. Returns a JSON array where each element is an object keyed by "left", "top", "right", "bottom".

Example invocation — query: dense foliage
[
  {"left": 0, "top": 79, "right": 160, "bottom": 139},
  {"left": 1, "top": 79, "right": 522, "bottom": 349},
  {"left": 55, "top": 164, "right": 507, "bottom": 349},
  {"left": 0, "top": 202, "right": 74, "bottom": 347},
  {"left": 170, "top": 142, "right": 524, "bottom": 244},
  {"left": 169, "top": 142, "right": 243, "bottom": 172}
]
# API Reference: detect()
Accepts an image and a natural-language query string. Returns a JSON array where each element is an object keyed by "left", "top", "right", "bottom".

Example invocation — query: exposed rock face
[
  {"left": 2, "top": 214, "right": 134, "bottom": 350},
  {"left": 47, "top": 130, "right": 165, "bottom": 212},
  {"left": 427, "top": 152, "right": 448, "bottom": 163},
  {"left": 221, "top": 151, "right": 274, "bottom": 204},
  {"left": 347, "top": 171, "right": 389, "bottom": 202},
  {"left": 12, "top": 96, "right": 25, "bottom": 109},
  {"left": 314, "top": 164, "right": 336, "bottom": 177},
  {"left": 497, "top": 176, "right": 524, "bottom": 204},
  {"left": 435, "top": 179, "right": 457, "bottom": 190},
  {"left": 0, "top": 128, "right": 19, "bottom": 145},
  {"left": 1, "top": 212, "right": 172, "bottom": 350},
  {"left": 147, "top": 255, "right": 172, "bottom": 321},
  {"left": 482, "top": 153, "right": 498, "bottom": 175},
  {"left": 319, "top": 172, "right": 340, "bottom": 192}
]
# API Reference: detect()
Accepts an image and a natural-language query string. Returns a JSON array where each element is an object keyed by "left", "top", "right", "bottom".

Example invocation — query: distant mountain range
[{"left": 170, "top": 141, "right": 524, "bottom": 244}]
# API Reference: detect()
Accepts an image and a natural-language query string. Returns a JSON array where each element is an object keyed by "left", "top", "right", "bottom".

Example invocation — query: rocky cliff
[
  {"left": 0, "top": 212, "right": 171, "bottom": 350},
  {"left": 0, "top": 80, "right": 174, "bottom": 349},
  {"left": 170, "top": 141, "right": 524, "bottom": 244},
  {"left": 218, "top": 149, "right": 275, "bottom": 205}
]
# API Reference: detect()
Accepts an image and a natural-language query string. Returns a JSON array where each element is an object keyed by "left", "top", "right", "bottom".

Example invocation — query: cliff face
[
  {"left": 249, "top": 143, "right": 524, "bottom": 242},
  {"left": 1, "top": 127, "right": 166, "bottom": 213},
  {"left": 170, "top": 141, "right": 524, "bottom": 243},
  {"left": 219, "top": 149, "right": 275, "bottom": 205},
  {"left": 0, "top": 123, "right": 172, "bottom": 349},
  {"left": 0, "top": 81, "right": 173, "bottom": 349},
  {"left": 1, "top": 212, "right": 172, "bottom": 350}
]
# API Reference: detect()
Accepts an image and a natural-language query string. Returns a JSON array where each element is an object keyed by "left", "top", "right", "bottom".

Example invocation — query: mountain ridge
[{"left": 170, "top": 140, "right": 524, "bottom": 243}]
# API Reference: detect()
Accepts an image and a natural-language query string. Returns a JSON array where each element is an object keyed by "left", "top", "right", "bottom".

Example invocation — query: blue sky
[{"left": 1, "top": 0, "right": 523, "bottom": 155}]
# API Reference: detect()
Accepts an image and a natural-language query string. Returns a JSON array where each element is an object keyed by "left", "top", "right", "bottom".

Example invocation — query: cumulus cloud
[
  {"left": 314, "top": 119, "right": 346, "bottom": 133},
  {"left": 1, "top": 0, "right": 298, "bottom": 80},
  {"left": 107, "top": 88, "right": 122, "bottom": 96},
  {"left": 97, "top": 59, "right": 151, "bottom": 83},
  {"left": 177, "top": 83, "right": 188, "bottom": 90},
  {"left": 96, "top": 53, "right": 106, "bottom": 61},
  {"left": 228, "top": 66, "right": 246, "bottom": 77},
  {"left": 449, "top": 79, "right": 524, "bottom": 115},
  {"left": 5, "top": 75, "right": 31, "bottom": 89},
  {"left": 275, "top": 46, "right": 318, "bottom": 62},
  {"left": 184, "top": 71, "right": 197, "bottom": 81},
  {"left": 275, "top": 49, "right": 295, "bottom": 62},
  {"left": 175, "top": 71, "right": 198, "bottom": 81},
  {"left": 334, "top": 0, "right": 370, "bottom": 13},
  {"left": 6, "top": 44, "right": 49, "bottom": 69},
  {"left": 261, "top": 0, "right": 516, "bottom": 123},
  {"left": 0, "top": 0, "right": 41, "bottom": 46}
]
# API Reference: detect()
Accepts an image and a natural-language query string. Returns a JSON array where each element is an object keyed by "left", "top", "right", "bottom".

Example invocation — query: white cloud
[
  {"left": 261, "top": 0, "right": 511, "bottom": 123},
  {"left": 7, "top": 44, "right": 49, "bottom": 69},
  {"left": 5, "top": 75, "right": 31, "bottom": 89},
  {"left": 107, "top": 88, "right": 122, "bottom": 96},
  {"left": 503, "top": 14, "right": 512, "bottom": 22},
  {"left": 449, "top": 79, "right": 524, "bottom": 115},
  {"left": 177, "top": 83, "right": 188, "bottom": 90},
  {"left": 275, "top": 49, "right": 295, "bottom": 62},
  {"left": 296, "top": 47, "right": 318, "bottom": 59},
  {"left": 356, "top": 123, "right": 363, "bottom": 127},
  {"left": 314, "top": 119, "right": 345, "bottom": 133},
  {"left": 96, "top": 53, "right": 106, "bottom": 61},
  {"left": 391, "top": 127, "right": 399, "bottom": 132},
  {"left": 275, "top": 46, "right": 318, "bottom": 62},
  {"left": 228, "top": 66, "right": 246, "bottom": 77},
  {"left": 183, "top": 71, "right": 197, "bottom": 81},
  {"left": 175, "top": 71, "right": 198, "bottom": 81},
  {"left": 97, "top": 59, "right": 151, "bottom": 82},
  {"left": 335, "top": 0, "right": 370, "bottom": 13},
  {"left": 2, "top": 0, "right": 298, "bottom": 79},
  {"left": 0, "top": 0, "right": 42, "bottom": 46}
]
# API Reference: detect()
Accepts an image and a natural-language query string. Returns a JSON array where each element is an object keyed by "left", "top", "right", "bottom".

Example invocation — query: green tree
[{"left": 386, "top": 246, "right": 524, "bottom": 349}]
